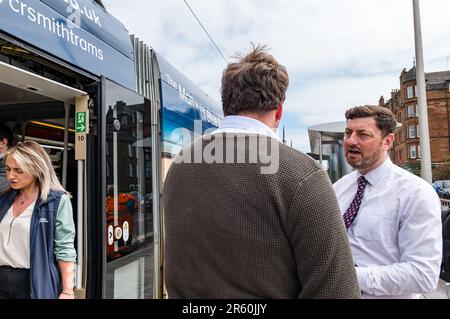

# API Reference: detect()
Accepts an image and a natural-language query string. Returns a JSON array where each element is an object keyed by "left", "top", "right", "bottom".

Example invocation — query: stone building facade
[{"left": 383, "top": 67, "right": 450, "bottom": 175}]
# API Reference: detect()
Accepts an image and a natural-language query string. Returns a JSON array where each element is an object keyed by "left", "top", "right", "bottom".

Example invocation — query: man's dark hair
[
  {"left": 221, "top": 44, "right": 289, "bottom": 116},
  {"left": 0, "top": 123, "right": 12, "bottom": 147},
  {"left": 345, "top": 105, "right": 397, "bottom": 137}
]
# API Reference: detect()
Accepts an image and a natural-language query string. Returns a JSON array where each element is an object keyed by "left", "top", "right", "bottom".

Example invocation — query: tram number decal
[{"left": 77, "top": 136, "right": 85, "bottom": 142}]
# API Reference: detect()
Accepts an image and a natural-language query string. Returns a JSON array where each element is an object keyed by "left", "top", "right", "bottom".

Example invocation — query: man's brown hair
[
  {"left": 345, "top": 105, "right": 397, "bottom": 137},
  {"left": 221, "top": 44, "right": 289, "bottom": 116}
]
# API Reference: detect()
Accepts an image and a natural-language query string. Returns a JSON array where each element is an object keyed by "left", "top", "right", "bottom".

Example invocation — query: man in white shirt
[{"left": 333, "top": 105, "right": 442, "bottom": 299}]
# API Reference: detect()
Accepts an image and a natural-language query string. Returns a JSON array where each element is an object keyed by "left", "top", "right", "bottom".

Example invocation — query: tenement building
[{"left": 383, "top": 67, "right": 450, "bottom": 175}]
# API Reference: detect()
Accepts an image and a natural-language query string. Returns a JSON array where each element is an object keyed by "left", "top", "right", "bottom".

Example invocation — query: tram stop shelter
[{"left": 308, "top": 121, "right": 353, "bottom": 183}]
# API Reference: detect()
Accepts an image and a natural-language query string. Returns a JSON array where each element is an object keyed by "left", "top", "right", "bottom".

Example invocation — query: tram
[{"left": 0, "top": 0, "right": 223, "bottom": 298}]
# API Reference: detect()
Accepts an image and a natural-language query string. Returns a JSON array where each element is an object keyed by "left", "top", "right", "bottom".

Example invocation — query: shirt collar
[
  {"left": 356, "top": 156, "right": 393, "bottom": 186},
  {"left": 214, "top": 115, "right": 281, "bottom": 141}
]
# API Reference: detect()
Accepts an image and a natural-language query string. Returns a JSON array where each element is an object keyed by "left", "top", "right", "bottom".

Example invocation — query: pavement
[{"left": 421, "top": 279, "right": 450, "bottom": 299}]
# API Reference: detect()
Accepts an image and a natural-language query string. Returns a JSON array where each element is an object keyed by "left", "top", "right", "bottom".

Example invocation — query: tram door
[
  {"left": 0, "top": 60, "right": 88, "bottom": 296},
  {"left": 102, "top": 79, "right": 154, "bottom": 299}
]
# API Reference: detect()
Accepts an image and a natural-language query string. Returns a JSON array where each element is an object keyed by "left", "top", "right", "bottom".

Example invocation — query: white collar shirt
[
  {"left": 333, "top": 157, "right": 442, "bottom": 299},
  {"left": 213, "top": 115, "right": 281, "bottom": 141}
]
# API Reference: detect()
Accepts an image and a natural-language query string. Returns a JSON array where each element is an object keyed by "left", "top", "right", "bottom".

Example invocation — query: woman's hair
[{"left": 5, "top": 141, "right": 68, "bottom": 201}]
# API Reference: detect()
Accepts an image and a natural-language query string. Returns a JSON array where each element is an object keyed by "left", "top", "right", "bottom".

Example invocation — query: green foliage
[{"left": 433, "top": 163, "right": 450, "bottom": 181}]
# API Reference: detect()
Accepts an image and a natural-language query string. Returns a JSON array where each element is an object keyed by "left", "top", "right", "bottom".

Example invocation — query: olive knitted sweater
[{"left": 163, "top": 133, "right": 360, "bottom": 299}]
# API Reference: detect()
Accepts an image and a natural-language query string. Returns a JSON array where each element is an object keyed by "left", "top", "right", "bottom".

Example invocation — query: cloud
[
  {"left": 105, "top": 0, "right": 450, "bottom": 151},
  {"left": 285, "top": 73, "right": 399, "bottom": 125}
]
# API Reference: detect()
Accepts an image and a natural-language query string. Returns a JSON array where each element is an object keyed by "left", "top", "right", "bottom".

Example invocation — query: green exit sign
[{"left": 76, "top": 112, "right": 86, "bottom": 133}]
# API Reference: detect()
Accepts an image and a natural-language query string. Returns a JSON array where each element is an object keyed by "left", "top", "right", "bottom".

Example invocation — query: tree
[{"left": 433, "top": 163, "right": 450, "bottom": 181}]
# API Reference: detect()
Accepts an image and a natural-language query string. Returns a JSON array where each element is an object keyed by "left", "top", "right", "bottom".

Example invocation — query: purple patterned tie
[{"left": 343, "top": 176, "right": 367, "bottom": 229}]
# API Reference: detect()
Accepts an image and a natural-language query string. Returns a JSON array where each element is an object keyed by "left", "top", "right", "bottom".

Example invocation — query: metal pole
[
  {"left": 149, "top": 52, "right": 163, "bottom": 299},
  {"left": 319, "top": 132, "right": 323, "bottom": 169},
  {"left": 76, "top": 160, "right": 83, "bottom": 289},
  {"left": 62, "top": 102, "right": 70, "bottom": 189},
  {"left": 413, "top": 0, "right": 433, "bottom": 183},
  {"left": 113, "top": 107, "right": 118, "bottom": 253}
]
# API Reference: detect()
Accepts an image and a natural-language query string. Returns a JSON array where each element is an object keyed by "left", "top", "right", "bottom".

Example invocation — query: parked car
[{"left": 433, "top": 180, "right": 450, "bottom": 197}]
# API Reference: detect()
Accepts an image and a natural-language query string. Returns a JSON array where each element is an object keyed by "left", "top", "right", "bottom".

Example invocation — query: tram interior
[{"left": 0, "top": 81, "right": 78, "bottom": 215}]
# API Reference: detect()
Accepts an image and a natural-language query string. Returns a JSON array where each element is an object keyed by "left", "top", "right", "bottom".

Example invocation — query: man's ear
[
  {"left": 384, "top": 133, "right": 395, "bottom": 150},
  {"left": 275, "top": 103, "right": 283, "bottom": 122}
]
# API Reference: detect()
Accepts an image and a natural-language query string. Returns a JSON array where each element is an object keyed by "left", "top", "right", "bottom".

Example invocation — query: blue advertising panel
[
  {"left": 0, "top": 0, "right": 135, "bottom": 90},
  {"left": 39, "top": 0, "right": 133, "bottom": 59},
  {"left": 156, "top": 53, "right": 223, "bottom": 157}
]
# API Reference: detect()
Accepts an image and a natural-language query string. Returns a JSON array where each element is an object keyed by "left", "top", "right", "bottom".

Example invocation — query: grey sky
[{"left": 105, "top": 0, "right": 450, "bottom": 152}]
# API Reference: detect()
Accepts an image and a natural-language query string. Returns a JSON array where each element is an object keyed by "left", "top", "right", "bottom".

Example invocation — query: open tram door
[
  {"left": 0, "top": 60, "right": 89, "bottom": 298},
  {"left": 101, "top": 78, "right": 158, "bottom": 299}
]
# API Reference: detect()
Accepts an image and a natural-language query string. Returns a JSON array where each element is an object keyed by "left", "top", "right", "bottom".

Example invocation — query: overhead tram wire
[{"left": 183, "top": 0, "right": 228, "bottom": 64}]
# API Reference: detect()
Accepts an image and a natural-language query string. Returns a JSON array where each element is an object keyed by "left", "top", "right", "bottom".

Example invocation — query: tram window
[{"left": 104, "top": 80, "right": 153, "bottom": 299}]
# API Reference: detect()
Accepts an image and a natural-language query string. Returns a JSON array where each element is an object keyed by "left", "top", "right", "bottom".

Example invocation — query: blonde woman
[{"left": 0, "top": 141, "right": 76, "bottom": 299}]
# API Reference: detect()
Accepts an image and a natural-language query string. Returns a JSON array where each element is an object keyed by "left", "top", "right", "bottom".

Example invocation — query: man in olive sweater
[{"left": 163, "top": 45, "right": 361, "bottom": 299}]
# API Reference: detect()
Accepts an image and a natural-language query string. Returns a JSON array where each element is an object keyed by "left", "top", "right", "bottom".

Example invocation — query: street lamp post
[{"left": 413, "top": 0, "right": 433, "bottom": 183}]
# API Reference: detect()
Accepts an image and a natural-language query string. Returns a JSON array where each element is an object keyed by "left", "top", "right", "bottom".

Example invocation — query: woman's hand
[
  {"left": 58, "top": 260, "right": 75, "bottom": 299},
  {"left": 59, "top": 291, "right": 75, "bottom": 299}
]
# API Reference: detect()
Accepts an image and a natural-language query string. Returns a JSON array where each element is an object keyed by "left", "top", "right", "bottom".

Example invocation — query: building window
[
  {"left": 418, "top": 145, "right": 421, "bottom": 159},
  {"left": 407, "top": 125, "right": 419, "bottom": 139},
  {"left": 409, "top": 145, "right": 417, "bottom": 159},
  {"left": 406, "top": 85, "right": 416, "bottom": 99},
  {"left": 408, "top": 125, "right": 417, "bottom": 139},
  {"left": 407, "top": 104, "right": 416, "bottom": 118}
]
